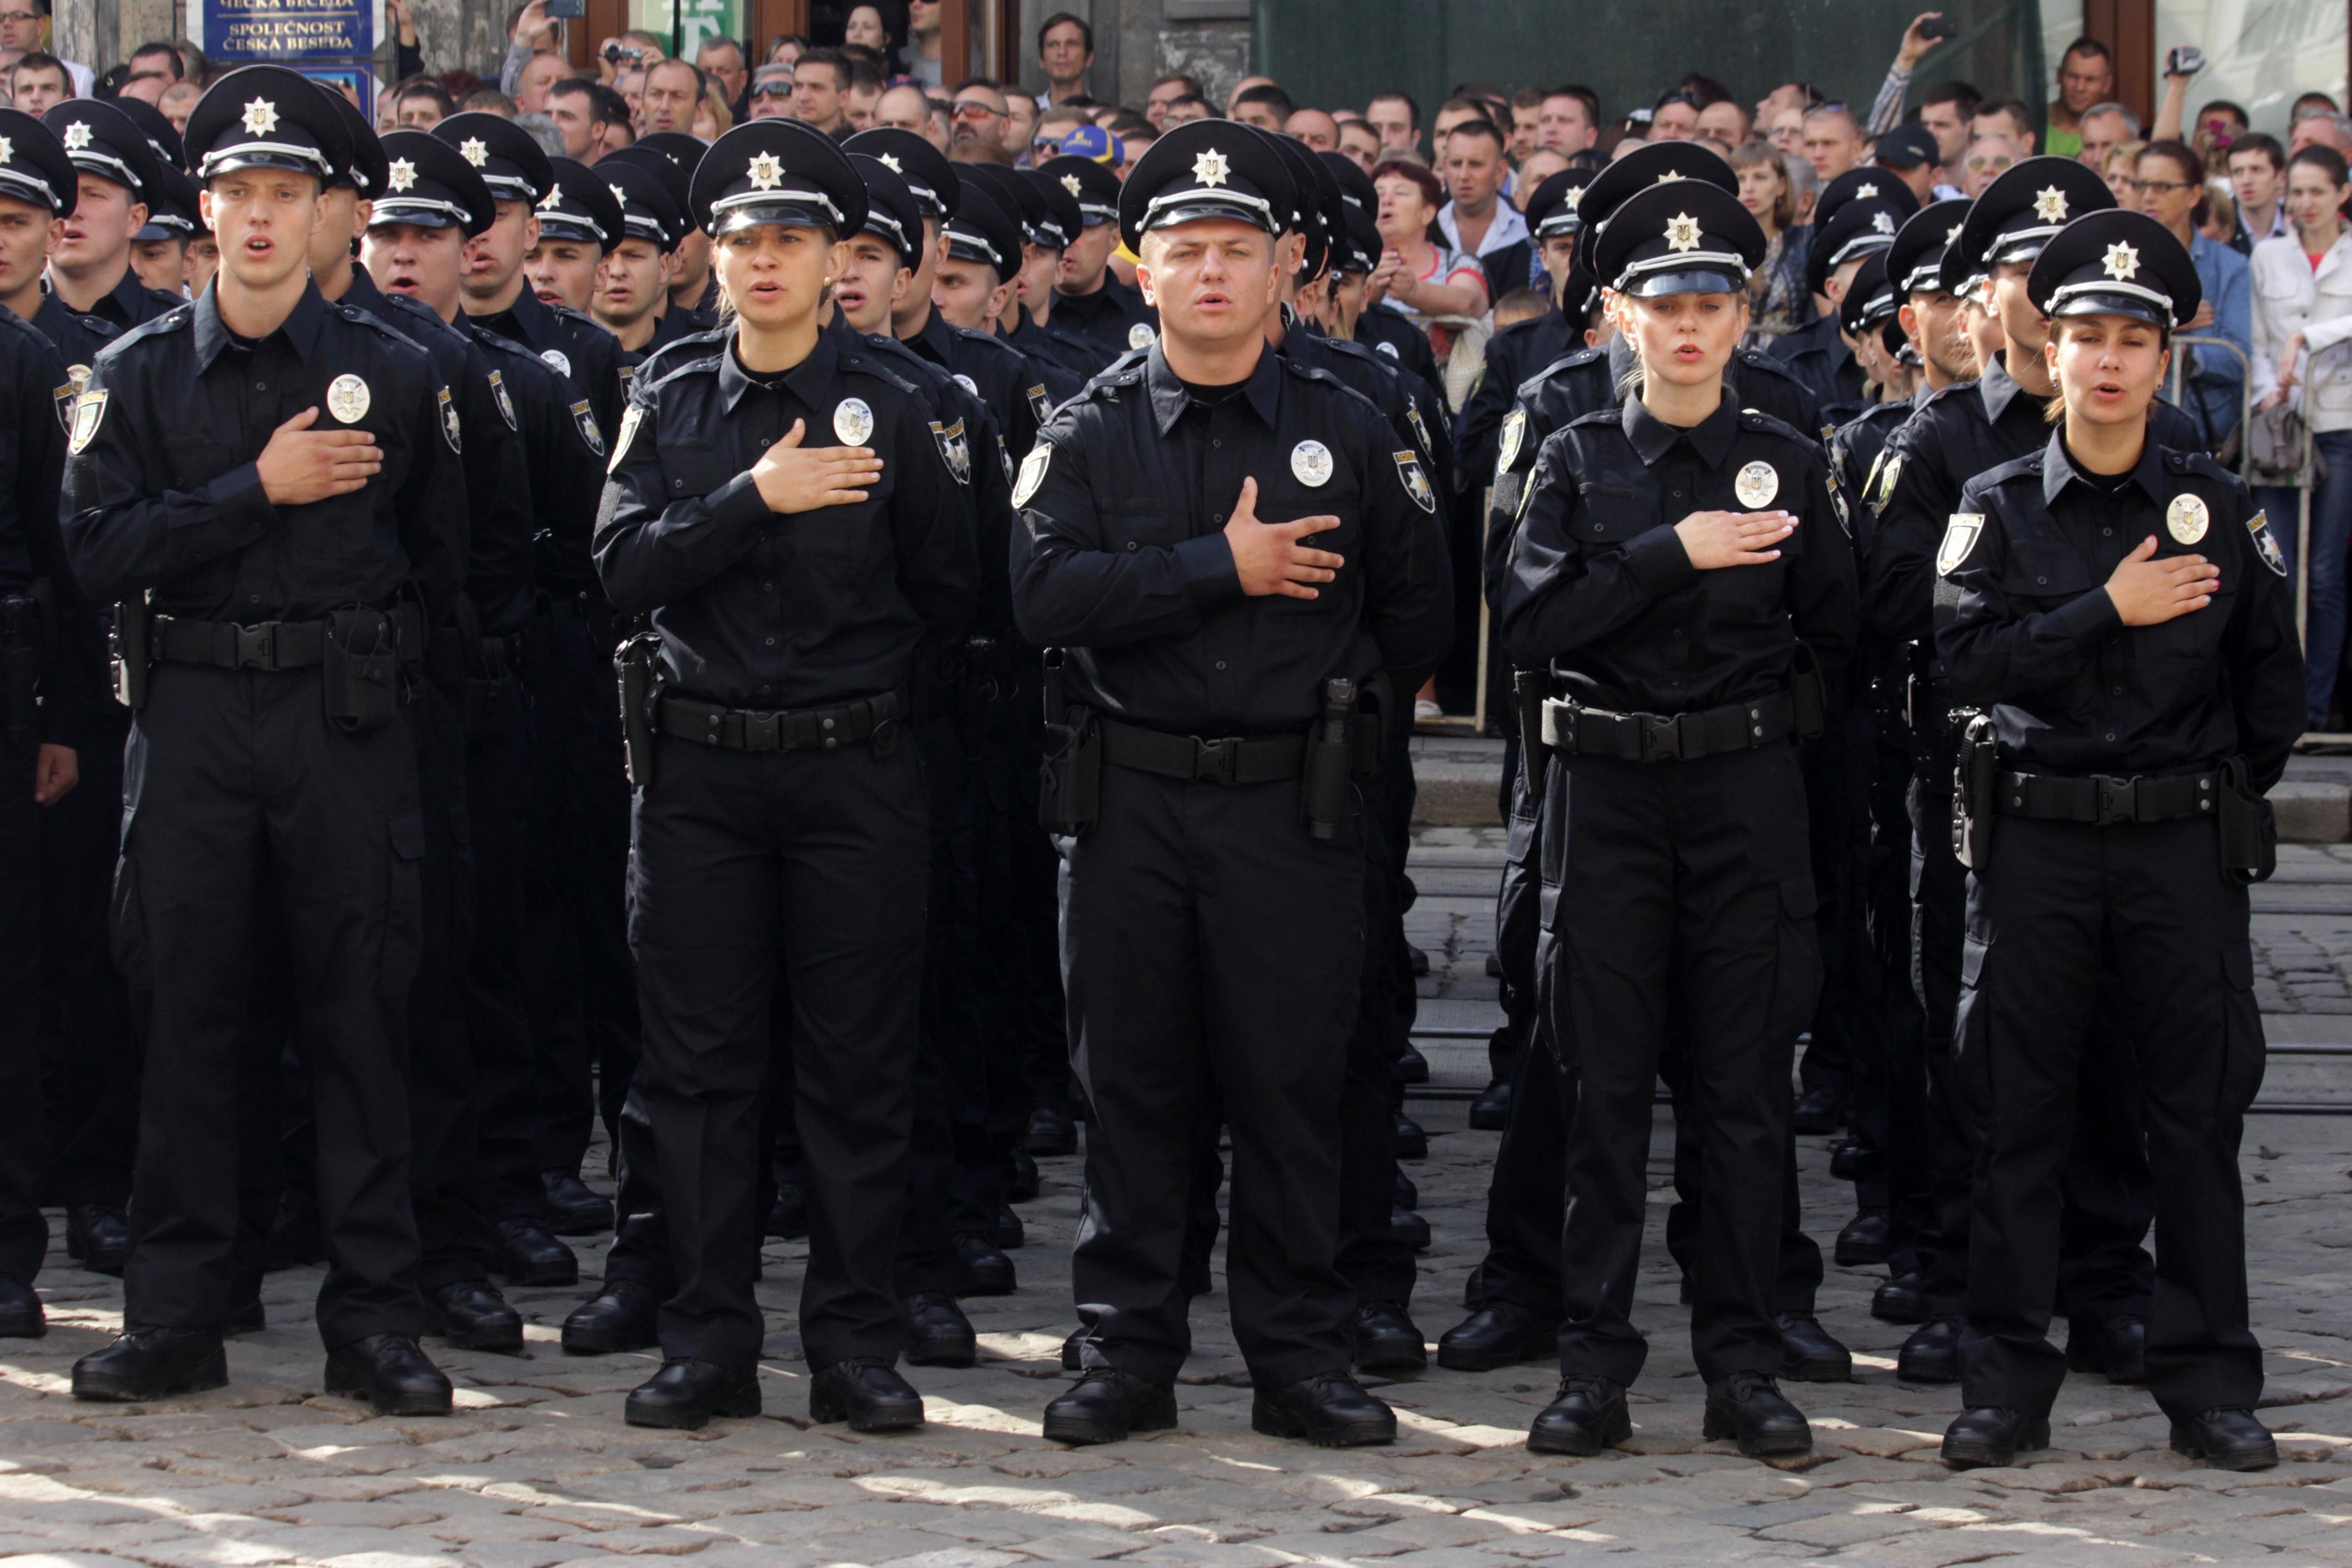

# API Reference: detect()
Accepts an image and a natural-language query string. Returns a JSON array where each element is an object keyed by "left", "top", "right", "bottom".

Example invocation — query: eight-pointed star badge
[
  {"left": 2033, "top": 185, "right": 2069, "bottom": 223},
  {"left": 61, "top": 121, "right": 90, "bottom": 151},
  {"left": 878, "top": 152, "right": 902, "bottom": 173},
  {"left": 1060, "top": 173, "right": 1081, "bottom": 197},
  {"left": 0, "top": 137, "right": 12, "bottom": 167},
  {"left": 2103, "top": 241, "right": 2140, "bottom": 280},
  {"left": 1193, "top": 147, "right": 1229, "bottom": 188},
  {"left": 747, "top": 151, "right": 784, "bottom": 190},
  {"left": 1664, "top": 212, "right": 1701, "bottom": 252},
  {"left": 242, "top": 97, "right": 279, "bottom": 135},
  {"left": 459, "top": 137, "right": 489, "bottom": 167},
  {"left": 386, "top": 158, "right": 416, "bottom": 192}
]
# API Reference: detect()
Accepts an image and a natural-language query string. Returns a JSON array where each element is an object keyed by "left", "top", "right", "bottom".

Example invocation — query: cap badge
[
  {"left": 61, "top": 121, "right": 91, "bottom": 152},
  {"left": 833, "top": 397, "right": 875, "bottom": 446},
  {"left": 1945, "top": 222, "right": 1963, "bottom": 243},
  {"left": 326, "top": 373, "right": 372, "bottom": 424},
  {"left": 386, "top": 158, "right": 417, "bottom": 192},
  {"left": 2103, "top": 241, "right": 2140, "bottom": 281},
  {"left": 609, "top": 183, "right": 628, "bottom": 209},
  {"left": 536, "top": 184, "right": 564, "bottom": 211},
  {"left": 459, "top": 137, "right": 489, "bottom": 167},
  {"left": 1292, "top": 439, "right": 1334, "bottom": 487},
  {"left": 1059, "top": 172, "right": 1081, "bottom": 198},
  {"left": 1655, "top": 169, "right": 1685, "bottom": 183},
  {"left": 1734, "top": 460, "right": 1780, "bottom": 509},
  {"left": 1856, "top": 181, "right": 1878, "bottom": 199},
  {"left": 241, "top": 98, "right": 279, "bottom": 136},
  {"left": 2033, "top": 185, "right": 2069, "bottom": 223},
  {"left": 0, "top": 137, "right": 13, "bottom": 165},
  {"left": 1192, "top": 148, "right": 1229, "bottom": 188},
  {"left": 1872, "top": 210, "right": 1895, "bottom": 234},
  {"left": 878, "top": 152, "right": 902, "bottom": 173},
  {"left": 1565, "top": 185, "right": 1584, "bottom": 206},
  {"left": 1664, "top": 212, "right": 1701, "bottom": 252},
  {"left": 747, "top": 150, "right": 785, "bottom": 191},
  {"left": 2166, "top": 493, "right": 2210, "bottom": 545}
]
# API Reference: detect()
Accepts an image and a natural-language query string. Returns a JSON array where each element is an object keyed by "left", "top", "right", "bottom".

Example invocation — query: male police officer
[
  {"left": 62, "top": 66, "right": 466, "bottom": 1415},
  {"left": 1012, "top": 120, "right": 1451, "bottom": 1448},
  {"left": 1045, "top": 151, "right": 1155, "bottom": 360}
]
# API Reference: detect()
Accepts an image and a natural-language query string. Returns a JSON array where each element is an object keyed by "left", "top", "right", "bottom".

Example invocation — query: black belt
[
  {"left": 1101, "top": 718, "right": 1308, "bottom": 785},
  {"left": 1540, "top": 690, "right": 1797, "bottom": 763},
  {"left": 152, "top": 605, "right": 422, "bottom": 672},
  {"left": 1995, "top": 769, "right": 2220, "bottom": 826},
  {"left": 658, "top": 690, "right": 900, "bottom": 753}
]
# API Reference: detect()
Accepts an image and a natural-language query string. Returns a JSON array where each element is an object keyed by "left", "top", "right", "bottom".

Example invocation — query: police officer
[
  {"left": 1456, "top": 168, "right": 1589, "bottom": 488},
  {"left": 39, "top": 100, "right": 183, "bottom": 368},
  {"left": 1011, "top": 120, "right": 1450, "bottom": 1448},
  {"left": 591, "top": 160, "right": 698, "bottom": 359},
  {"left": 1043, "top": 151, "right": 1156, "bottom": 361},
  {"left": 628, "top": 133, "right": 720, "bottom": 326},
  {"left": 991, "top": 164, "right": 1108, "bottom": 381},
  {"left": 1867, "top": 157, "right": 2192, "bottom": 1383},
  {"left": 1501, "top": 178, "right": 1857, "bottom": 1459},
  {"left": 525, "top": 158, "right": 625, "bottom": 316},
  {"left": 1766, "top": 166, "right": 1917, "bottom": 412},
  {"left": 0, "top": 110, "right": 104, "bottom": 1341},
  {"left": 62, "top": 65, "right": 466, "bottom": 1414},
  {"left": 595, "top": 119, "right": 976, "bottom": 1432},
  {"left": 843, "top": 129, "right": 957, "bottom": 342},
  {"left": 129, "top": 163, "right": 199, "bottom": 298},
  {"left": 1935, "top": 209, "right": 2299, "bottom": 1471}
]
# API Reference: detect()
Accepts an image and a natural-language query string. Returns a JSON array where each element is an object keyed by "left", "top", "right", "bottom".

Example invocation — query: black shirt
[
  {"left": 1764, "top": 310, "right": 1863, "bottom": 412},
  {"left": 466, "top": 284, "right": 625, "bottom": 468},
  {"left": 1011, "top": 341, "right": 1454, "bottom": 734},
  {"left": 1455, "top": 307, "right": 1579, "bottom": 490},
  {"left": 0, "top": 304, "right": 103, "bottom": 750},
  {"left": 595, "top": 326, "right": 976, "bottom": 711},
  {"left": 64, "top": 281, "right": 466, "bottom": 626},
  {"left": 1353, "top": 307, "right": 1440, "bottom": 387},
  {"left": 1052, "top": 271, "right": 1156, "bottom": 363},
  {"left": 1939, "top": 432, "right": 2301, "bottom": 788},
  {"left": 1502, "top": 395, "right": 1857, "bottom": 716}
]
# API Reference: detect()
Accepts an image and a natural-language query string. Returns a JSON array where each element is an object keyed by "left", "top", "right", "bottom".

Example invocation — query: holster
[
  {"left": 1037, "top": 648, "right": 1101, "bottom": 835},
  {"left": 1790, "top": 640, "right": 1826, "bottom": 741},
  {"left": 1302, "top": 677, "right": 1358, "bottom": 841},
  {"left": 1514, "top": 668, "right": 1550, "bottom": 793},
  {"left": 111, "top": 592, "right": 150, "bottom": 711},
  {"left": 322, "top": 605, "right": 401, "bottom": 733},
  {"left": 1, "top": 580, "right": 52, "bottom": 745},
  {"left": 615, "top": 631, "right": 661, "bottom": 788},
  {"left": 1952, "top": 712, "right": 1999, "bottom": 870},
  {"left": 2217, "top": 756, "right": 2276, "bottom": 885}
]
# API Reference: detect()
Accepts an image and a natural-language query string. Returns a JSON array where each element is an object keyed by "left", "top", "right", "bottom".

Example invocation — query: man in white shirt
[{"left": 1436, "top": 118, "right": 1531, "bottom": 298}]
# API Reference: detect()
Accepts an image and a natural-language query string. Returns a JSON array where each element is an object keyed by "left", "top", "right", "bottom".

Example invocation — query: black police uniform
[
  {"left": 595, "top": 120, "right": 976, "bottom": 1429},
  {"left": 1936, "top": 210, "right": 2300, "bottom": 1470},
  {"left": 958, "top": 161, "right": 1092, "bottom": 399},
  {"left": 62, "top": 67, "right": 467, "bottom": 1410},
  {"left": 1044, "top": 156, "right": 1158, "bottom": 361},
  {"left": 1455, "top": 170, "right": 1587, "bottom": 487},
  {"left": 1866, "top": 159, "right": 2194, "bottom": 1375},
  {"left": 1012, "top": 122, "right": 1450, "bottom": 1449},
  {"left": 1501, "top": 179, "right": 1857, "bottom": 1458},
  {"left": 598, "top": 158, "right": 701, "bottom": 375}
]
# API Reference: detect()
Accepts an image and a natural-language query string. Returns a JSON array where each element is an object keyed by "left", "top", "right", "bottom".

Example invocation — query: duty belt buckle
[
  {"left": 1194, "top": 735, "right": 1239, "bottom": 783},
  {"left": 1639, "top": 711, "right": 1682, "bottom": 761},
  {"left": 742, "top": 710, "right": 780, "bottom": 751},
  {"left": 2093, "top": 775, "right": 2137, "bottom": 825},
  {"left": 234, "top": 621, "right": 279, "bottom": 670}
]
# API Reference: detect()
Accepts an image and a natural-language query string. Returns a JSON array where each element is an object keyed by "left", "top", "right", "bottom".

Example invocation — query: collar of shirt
[
  {"left": 1621, "top": 391, "right": 1738, "bottom": 468},
  {"left": 1978, "top": 350, "right": 2030, "bottom": 423},
  {"left": 101, "top": 266, "right": 157, "bottom": 321},
  {"left": 1143, "top": 340, "right": 1283, "bottom": 436},
  {"left": 717, "top": 324, "right": 844, "bottom": 415},
  {"left": 2039, "top": 426, "right": 2165, "bottom": 507},
  {"left": 908, "top": 306, "right": 959, "bottom": 368},
  {"left": 192, "top": 276, "right": 326, "bottom": 372},
  {"left": 1439, "top": 198, "right": 1529, "bottom": 258}
]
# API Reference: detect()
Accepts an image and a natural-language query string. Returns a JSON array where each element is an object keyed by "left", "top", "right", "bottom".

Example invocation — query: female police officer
[
  {"left": 1935, "top": 209, "right": 2301, "bottom": 1471},
  {"left": 593, "top": 119, "right": 976, "bottom": 1433},
  {"left": 1501, "top": 177, "right": 1857, "bottom": 1460}
]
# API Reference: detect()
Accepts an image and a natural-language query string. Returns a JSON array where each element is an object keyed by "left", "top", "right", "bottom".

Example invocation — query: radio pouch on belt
[
  {"left": 615, "top": 631, "right": 661, "bottom": 788},
  {"left": 1302, "top": 676, "right": 1358, "bottom": 840},
  {"left": 1037, "top": 648, "right": 1101, "bottom": 835},
  {"left": 1953, "top": 712, "right": 1998, "bottom": 870},
  {"left": 1790, "top": 641, "right": 1826, "bottom": 740},
  {"left": 322, "top": 606, "right": 400, "bottom": 732},
  {"left": 111, "top": 592, "right": 149, "bottom": 711},
  {"left": 2217, "top": 756, "right": 2276, "bottom": 885}
]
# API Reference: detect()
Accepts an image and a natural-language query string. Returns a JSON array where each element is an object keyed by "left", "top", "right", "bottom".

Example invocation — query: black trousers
[
  {"left": 973, "top": 661, "right": 1059, "bottom": 1209},
  {"left": 896, "top": 702, "right": 978, "bottom": 1299},
  {"left": 114, "top": 665, "right": 427, "bottom": 1348},
  {"left": 1539, "top": 743, "right": 1817, "bottom": 1385},
  {"left": 463, "top": 675, "right": 548, "bottom": 1227},
  {"left": 1796, "top": 709, "right": 1867, "bottom": 1109},
  {"left": 1066, "top": 764, "right": 1361, "bottom": 1388},
  {"left": 0, "top": 723, "right": 44, "bottom": 1284},
  {"left": 39, "top": 698, "right": 137, "bottom": 1213},
  {"left": 1867, "top": 703, "right": 1930, "bottom": 1269},
  {"left": 1335, "top": 763, "right": 1414, "bottom": 1307},
  {"left": 1958, "top": 815, "right": 2264, "bottom": 1420},
  {"left": 629, "top": 732, "right": 927, "bottom": 1375}
]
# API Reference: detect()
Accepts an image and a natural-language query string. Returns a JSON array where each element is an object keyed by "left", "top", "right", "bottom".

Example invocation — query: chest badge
[
  {"left": 326, "top": 373, "right": 372, "bottom": 423},
  {"left": 1012, "top": 443, "right": 1052, "bottom": 510},
  {"left": 2249, "top": 509, "right": 2289, "bottom": 577},
  {"left": 1128, "top": 322, "right": 1157, "bottom": 351},
  {"left": 540, "top": 348, "right": 572, "bottom": 379},
  {"left": 834, "top": 397, "right": 875, "bottom": 446},
  {"left": 1292, "top": 439, "right": 1334, "bottom": 487},
  {"left": 1394, "top": 450, "right": 1436, "bottom": 514},
  {"left": 1496, "top": 408, "right": 1526, "bottom": 476},
  {"left": 2166, "top": 493, "right": 2210, "bottom": 546},
  {"left": 1734, "top": 460, "right": 1780, "bottom": 509},
  {"left": 952, "top": 373, "right": 979, "bottom": 397},
  {"left": 1936, "top": 512, "right": 1983, "bottom": 577},
  {"left": 570, "top": 399, "right": 604, "bottom": 456}
]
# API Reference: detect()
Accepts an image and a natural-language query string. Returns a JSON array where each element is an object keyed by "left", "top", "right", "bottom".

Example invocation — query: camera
[
  {"left": 602, "top": 41, "right": 642, "bottom": 63},
  {"left": 2168, "top": 45, "right": 2206, "bottom": 76},
  {"left": 1918, "top": 15, "right": 1957, "bottom": 41}
]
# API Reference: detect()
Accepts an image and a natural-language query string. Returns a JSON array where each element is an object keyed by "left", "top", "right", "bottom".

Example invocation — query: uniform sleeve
[
  {"left": 1009, "top": 414, "right": 1242, "bottom": 649},
  {"left": 1786, "top": 445, "right": 1860, "bottom": 713},
  {"left": 62, "top": 356, "right": 279, "bottom": 604},
  {"left": 8, "top": 339, "right": 105, "bottom": 752},
  {"left": 2225, "top": 495, "right": 2305, "bottom": 791},
  {"left": 1356, "top": 417, "right": 1455, "bottom": 691},
  {"left": 1935, "top": 478, "right": 2124, "bottom": 703},
  {"left": 1452, "top": 333, "right": 1518, "bottom": 498},
  {"left": 593, "top": 382, "right": 773, "bottom": 615},
  {"left": 395, "top": 367, "right": 469, "bottom": 625},
  {"left": 1499, "top": 433, "right": 1695, "bottom": 667},
  {"left": 1864, "top": 419, "right": 1953, "bottom": 648},
  {"left": 459, "top": 347, "right": 538, "bottom": 636},
  {"left": 887, "top": 395, "right": 977, "bottom": 636}
]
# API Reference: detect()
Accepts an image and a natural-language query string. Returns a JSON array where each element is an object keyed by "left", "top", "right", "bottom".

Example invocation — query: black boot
[
  {"left": 1527, "top": 1375, "right": 1629, "bottom": 1456},
  {"left": 1007, "top": 1149, "right": 1040, "bottom": 1203},
  {"left": 0, "top": 1279, "right": 43, "bottom": 1339},
  {"left": 1872, "top": 1271, "right": 1929, "bottom": 1323},
  {"left": 65, "top": 1205, "right": 130, "bottom": 1277},
  {"left": 1393, "top": 1111, "right": 1428, "bottom": 1160},
  {"left": 2169, "top": 1408, "right": 2278, "bottom": 1471},
  {"left": 992, "top": 1204, "right": 1025, "bottom": 1250},
  {"left": 1897, "top": 1317, "right": 1962, "bottom": 1383},
  {"left": 324, "top": 1333, "right": 453, "bottom": 1416},
  {"left": 1702, "top": 1370, "right": 1811, "bottom": 1457},
  {"left": 1250, "top": 1374, "right": 1396, "bottom": 1447},
  {"left": 561, "top": 1279, "right": 661, "bottom": 1355},
  {"left": 1393, "top": 1171, "right": 1418, "bottom": 1210},
  {"left": 1022, "top": 1104, "right": 1076, "bottom": 1156},
  {"left": 540, "top": 1171, "right": 613, "bottom": 1235},
  {"left": 493, "top": 1219, "right": 579, "bottom": 1286},
  {"left": 765, "top": 1182, "right": 808, "bottom": 1239},
  {"left": 1059, "top": 1324, "right": 1095, "bottom": 1372},
  {"left": 953, "top": 1231, "right": 1016, "bottom": 1296},
  {"left": 1043, "top": 1368, "right": 1177, "bottom": 1445},
  {"left": 1395, "top": 1042, "right": 1429, "bottom": 1083},
  {"left": 2064, "top": 1315, "right": 2146, "bottom": 1385},
  {"left": 264, "top": 1196, "right": 324, "bottom": 1272},
  {"left": 1774, "top": 1313, "right": 1851, "bottom": 1382},
  {"left": 423, "top": 1281, "right": 525, "bottom": 1354},
  {"left": 1942, "top": 1405, "right": 2049, "bottom": 1469},
  {"left": 625, "top": 1358, "right": 759, "bottom": 1429},
  {"left": 223, "top": 1292, "right": 266, "bottom": 1337},
  {"left": 809, "top": 1357, "right": 924, "bottom": 1431},
  {"left": 1832, "top": 1210, "right": 1889, "bottom": 1267},
  {"left": 1390, "top": 1207, "right": 1431, "bottom": 1251},
  {"left": 1437, "top": 1301, "right": 1558, "bottom": 1372},
  {"left": 73, "top": 1328, "right": 227, "bottom": 1401},
  {"left": 1406, "top": 943, "right": 1431, "bottom": 977},
  {"left": 1791, "top": 1083, "right": 1847, "bottom": 1134},
  {"left": 1467, "top": 1079, "right": 1511, "bottom": 1131},
  {"left": 1351, "top": 1301, "right": 1426, "bottom": 1374},
  {"left": 1828, "top": 1142, "right": 1871, "bottom": 1182},
  {"left": 903, "top": 1293, "right": 977, "bottom": 1368}
]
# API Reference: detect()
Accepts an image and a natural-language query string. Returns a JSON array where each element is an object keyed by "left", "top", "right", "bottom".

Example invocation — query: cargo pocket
[
  {"left": 378, "top": 812, "right": 427, "bottom": 998},
  {"left": 2217, "top": 946, "right": 2265, "bottom": 1116}
]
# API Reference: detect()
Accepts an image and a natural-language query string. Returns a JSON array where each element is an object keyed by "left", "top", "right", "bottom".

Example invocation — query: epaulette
[
  {"left": 1734, "top": 347, "right": 1805, "bottom": 386},
  {"left": 99, "top": 304, "right": 193, "bottom": 358},
  {"left": 548, "top": 301, "right": 604, "bottom": 332},
  {"left": 632, "top": 327, "right": 728, "bottom": 388},
  {"left": 951, "top": 325, "right": 1025, "bottom": 368},
  {"left": 1563, "top": 406, "right": 1619, "bottom": 432},
  {"left": 1738, "top": 407, "right": 1819, "bottom": 449},
  {"left": 2165, "top": 448, "right": 2242, "bottom": 486},
  {"left": 640, "top": 344, "right": 730, "bottom": 399},
  {"left": 1922, "top": 380, "right": 1973, "bottom": 407},
  {"left": 1976, "top": 450, "right": 2046, "bottom": 490},
  {"left": 1518, "top": 344, "right": 1602, "bottom": 400},
  {"left": 835, "top": 341, "right": 925, "bottom": 402},
  {"left": 332, "top": 301, "right": 428, "bottom": 353}
]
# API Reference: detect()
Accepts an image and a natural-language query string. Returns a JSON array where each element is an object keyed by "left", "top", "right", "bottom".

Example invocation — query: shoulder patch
[
  {"left": 1011, "top": 443, "right": 1051, "bottom": 509},
  {"left": 437, "top": 386, "right": 462, "bottom": 453},
  {"left": 68, "top": 388, "right": 107, "bottom": 454},
  {"left": 570, "top": 399, "right": 604, "bottom": 456},
  {"left": 1497, "top": 408, "right": 1526, "bottom": 476},
  {"left": 1937, "top": 513, "right": 1984, "bottom": 575},
  {"left": 609, "top": 404, "right": 643, "bottom": 474},
  {"left": 930, "top": 418, "right": 973, "bottom": 485},
  {"left": 1394, "top": 450, "right": 1436, "bottom": 513},
  {"left": 2249, "top": 509, "right": 2289, "bottom": 578}
]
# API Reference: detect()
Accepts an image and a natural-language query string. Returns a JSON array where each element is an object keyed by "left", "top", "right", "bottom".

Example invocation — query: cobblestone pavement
[{"left": 6, "top": 835, "right": 2352, "bottom": 1566}]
